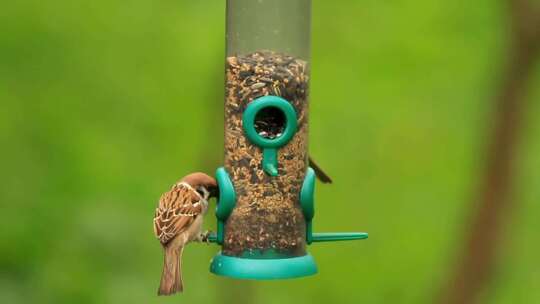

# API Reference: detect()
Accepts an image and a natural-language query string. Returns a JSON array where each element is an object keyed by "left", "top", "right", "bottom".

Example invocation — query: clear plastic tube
[
  {"left": 226, "top": 0, "right": 311, "bottom": 60},
  {"left": 223, "top": 0, "right": 311, "bottom": 258}
]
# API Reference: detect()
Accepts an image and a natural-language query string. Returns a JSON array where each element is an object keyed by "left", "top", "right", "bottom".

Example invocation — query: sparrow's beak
[{"left": 208, "top": 185, "right": 219, "bottom": 199}]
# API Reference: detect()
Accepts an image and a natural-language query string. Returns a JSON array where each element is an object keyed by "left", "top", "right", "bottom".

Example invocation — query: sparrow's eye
[{"left": 196, "top": 187, "right": 209, "bottom": 199}]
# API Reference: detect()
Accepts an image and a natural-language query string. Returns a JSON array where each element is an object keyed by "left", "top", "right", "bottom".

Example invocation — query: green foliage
[{"left": 1, "top": 0, "right": 539, "bottom": 303}]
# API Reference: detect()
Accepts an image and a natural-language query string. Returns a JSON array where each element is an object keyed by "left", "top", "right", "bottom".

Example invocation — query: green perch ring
[{"left": 242, "top": 96, "right": 298, "bottom": 176}]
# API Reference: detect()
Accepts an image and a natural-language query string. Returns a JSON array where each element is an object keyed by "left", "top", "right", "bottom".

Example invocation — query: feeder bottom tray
[{"left": 210, "top": 252, "right": 317, "bottom": 280}]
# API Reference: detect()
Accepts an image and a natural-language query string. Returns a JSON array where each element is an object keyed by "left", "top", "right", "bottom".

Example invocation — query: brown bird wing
[{"left": 153, "top": 185, "right": 203, "bottom": 245}]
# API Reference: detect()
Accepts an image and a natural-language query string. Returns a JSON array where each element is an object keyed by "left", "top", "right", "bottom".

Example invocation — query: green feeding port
[{"left": 242, "top": 96, "right": 298, "bottom": 176}]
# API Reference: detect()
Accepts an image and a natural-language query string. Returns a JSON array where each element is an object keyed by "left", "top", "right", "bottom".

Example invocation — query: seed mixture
[{"left": 223, "top": 50, "right": 309, "bottom": 257}]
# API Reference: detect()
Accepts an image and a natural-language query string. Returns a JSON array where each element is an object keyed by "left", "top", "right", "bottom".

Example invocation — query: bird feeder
[{"left": 207, "top": 0, "right": 367, "bottom": 279}]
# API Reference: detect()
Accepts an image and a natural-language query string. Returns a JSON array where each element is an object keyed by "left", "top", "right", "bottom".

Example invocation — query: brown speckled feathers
[{"left": 153, "top": 184, "right": 204, "bottom": 245}]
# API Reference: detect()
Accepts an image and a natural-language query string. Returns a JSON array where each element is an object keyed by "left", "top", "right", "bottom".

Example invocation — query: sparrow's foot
[{"left": 197, "top": 230, "right": 212, "bottom": 244}]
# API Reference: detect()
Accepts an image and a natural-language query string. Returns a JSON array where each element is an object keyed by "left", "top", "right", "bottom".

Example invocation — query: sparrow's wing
[
  {"left": 308, "top": 157, "right": 333, "bottom": 184},
  {"left": 153, "top": 186, "right": 203, "bottom": 245}
]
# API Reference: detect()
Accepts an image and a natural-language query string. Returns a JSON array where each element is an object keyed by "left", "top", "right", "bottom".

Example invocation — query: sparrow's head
[{"left": 180, "top": 172, "right": 218, "bottom": 200}]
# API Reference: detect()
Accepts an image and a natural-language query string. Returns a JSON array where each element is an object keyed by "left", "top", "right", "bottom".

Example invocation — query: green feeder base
[{"left": 210, "top": 252, "right": 317, "bottom": 280}]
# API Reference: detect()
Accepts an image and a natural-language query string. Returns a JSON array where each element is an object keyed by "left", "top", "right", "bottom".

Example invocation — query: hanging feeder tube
[{"left": 206, "top": 0, "right": 368, "bottom": 280}]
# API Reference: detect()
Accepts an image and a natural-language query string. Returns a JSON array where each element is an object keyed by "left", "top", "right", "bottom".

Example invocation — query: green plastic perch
[
  {"left": 206, "top": 232, "right": 368, "bottom": 244},
  {"left": 310, "top": 232, "right": 368, "bottom": 242}
]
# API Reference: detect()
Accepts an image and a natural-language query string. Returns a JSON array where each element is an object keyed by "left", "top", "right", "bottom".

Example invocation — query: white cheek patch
[{"left": 200, "top": 187, "right": 210, "bottom": 200}]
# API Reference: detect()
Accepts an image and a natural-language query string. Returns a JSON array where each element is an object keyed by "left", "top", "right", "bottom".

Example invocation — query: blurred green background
[{"left": 1, "top": 0, "right": 539, "bottom": 303}]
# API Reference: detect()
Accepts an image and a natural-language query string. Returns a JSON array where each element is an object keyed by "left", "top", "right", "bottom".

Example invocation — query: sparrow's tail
[
  {"left": 309, "top": 157, "right": 333, "bottom": 184},
  {"left": 158, "top": 246, "right": 184, "bottom": 295}
]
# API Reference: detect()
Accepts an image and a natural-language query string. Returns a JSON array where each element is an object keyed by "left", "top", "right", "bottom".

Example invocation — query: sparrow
[
  {"left": 309, "top": 157, "right": 332, "bottom": 184},
  {"left": 153, "top": 172, "right": 218, "bottom": 295}
]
